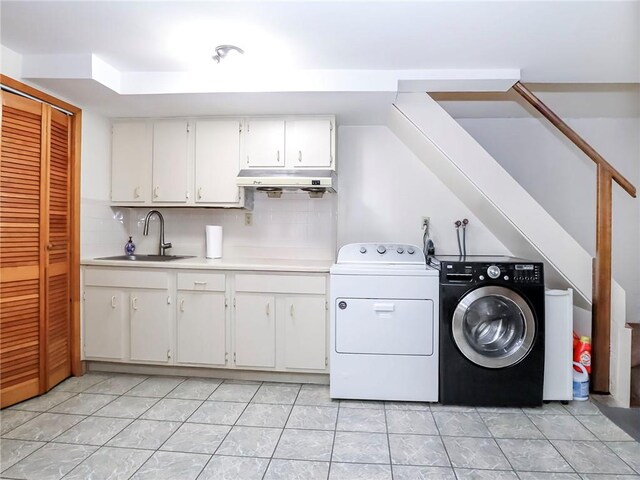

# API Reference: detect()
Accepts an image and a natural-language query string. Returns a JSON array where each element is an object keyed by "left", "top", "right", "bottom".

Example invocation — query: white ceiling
[{"left": 1, "top": 1, "right": 639, "bottom": 122}]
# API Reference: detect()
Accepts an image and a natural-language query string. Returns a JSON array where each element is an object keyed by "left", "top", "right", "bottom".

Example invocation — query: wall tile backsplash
[{"left": 82, "top": 192, "right": 337, "bottom": 261}]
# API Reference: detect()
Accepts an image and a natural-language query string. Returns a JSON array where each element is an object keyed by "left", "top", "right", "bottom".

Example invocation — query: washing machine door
[{"left": 452, "top": 286, "right": 536, "bottom": 369}]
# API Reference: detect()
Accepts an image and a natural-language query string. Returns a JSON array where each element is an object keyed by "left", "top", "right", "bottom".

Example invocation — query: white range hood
[{"left": 237, "top": 169, "right": 336, "bottom": 198}]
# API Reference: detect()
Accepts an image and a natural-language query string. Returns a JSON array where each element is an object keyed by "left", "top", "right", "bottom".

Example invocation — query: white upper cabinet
[
  {"left": 111, "top": 122, "right": 152, "bottom": 203},
  {"left": 152, "top": 121, "right": 189, "bottom": 203},
  {"left": 244, "top": 119, "right": 285, "bottom": 168},
  {"left": 195, "top": 120, "right": 241, "bottom": 204},
  {"left": 287, "top": 118, "right": 334, "bottom": 168}
]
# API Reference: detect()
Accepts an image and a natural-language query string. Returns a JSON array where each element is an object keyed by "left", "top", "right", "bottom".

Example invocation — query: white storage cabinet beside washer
[{"left": 330, "top": 243, "right": 439, "bottom": 402}]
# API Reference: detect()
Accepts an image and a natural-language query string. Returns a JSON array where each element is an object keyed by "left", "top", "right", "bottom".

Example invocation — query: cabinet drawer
[
  {"left": 177, "top": 272, "right": 226, "bottom": 292},
  {"left": 235, "top": 274, "right": 326, "bottom": 295},
  {"left": 84, "top": 268, "right": 168, "bottom": 289}
]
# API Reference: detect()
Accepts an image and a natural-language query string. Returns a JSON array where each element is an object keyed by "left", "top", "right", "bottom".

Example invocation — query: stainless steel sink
[{"left": 95, "top": 254, "right": 194, "bottom": 262}]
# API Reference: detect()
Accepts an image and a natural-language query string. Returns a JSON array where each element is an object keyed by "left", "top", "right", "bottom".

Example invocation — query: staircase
[{"left": 389, "top": 91, "right": 633, "bottom": 407}]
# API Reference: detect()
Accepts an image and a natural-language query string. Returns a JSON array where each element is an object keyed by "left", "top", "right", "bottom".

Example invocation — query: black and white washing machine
[{"left": 432, "top": 256, "right": 545, "bottom": 407}]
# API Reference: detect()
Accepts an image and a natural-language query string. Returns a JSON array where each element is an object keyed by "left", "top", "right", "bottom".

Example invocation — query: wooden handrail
[
  {"left": 512, "top": 81, "right": 637, "bottom": 198},
  {"left": 512, "top": 81, "right": 636, "bottom": 394}
]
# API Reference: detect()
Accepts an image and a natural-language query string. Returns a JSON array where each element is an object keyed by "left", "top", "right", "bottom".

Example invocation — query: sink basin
[{"left": 96, "top": 254, "right": 195, "bottom": 262}]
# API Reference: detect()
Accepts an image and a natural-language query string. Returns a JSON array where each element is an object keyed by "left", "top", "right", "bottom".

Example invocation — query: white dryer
[{"left": 330, "top": 243, "right": 439, "bottom": 402}]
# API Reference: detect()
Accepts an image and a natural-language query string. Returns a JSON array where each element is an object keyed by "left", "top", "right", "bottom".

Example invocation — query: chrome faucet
[{"left": 143, "top": 210, "right": 172, "bottom": 256}]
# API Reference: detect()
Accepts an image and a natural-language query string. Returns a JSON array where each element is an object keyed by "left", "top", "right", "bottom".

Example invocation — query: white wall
[
  {"left": 457, "top": 117, "right": 640, "bottom": 322},
  {"left": 337, "top": 125, "right": 510, "bottom": 256}
]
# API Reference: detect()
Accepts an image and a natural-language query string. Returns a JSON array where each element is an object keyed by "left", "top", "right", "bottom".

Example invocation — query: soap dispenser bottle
[{"left": 125, "top": 236, "right": 136, "bottom": 255}]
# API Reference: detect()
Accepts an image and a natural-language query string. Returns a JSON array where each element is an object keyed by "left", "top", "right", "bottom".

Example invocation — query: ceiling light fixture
[{"left": 212, "top": 45, "right": 244, "bottom": 63}]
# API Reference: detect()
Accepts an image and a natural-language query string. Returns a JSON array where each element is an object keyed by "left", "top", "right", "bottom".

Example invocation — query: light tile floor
[{"left": 1, "top": 372, "right": 639, "bottom": 480}]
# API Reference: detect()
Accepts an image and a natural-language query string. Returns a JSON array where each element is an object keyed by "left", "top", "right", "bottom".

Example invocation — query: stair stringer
[
  {"left": 389, "top": 92, "right": 631, "bottom": 406},
  {"left": 389, "top": 92, "right": 592, "bottom": 308}
]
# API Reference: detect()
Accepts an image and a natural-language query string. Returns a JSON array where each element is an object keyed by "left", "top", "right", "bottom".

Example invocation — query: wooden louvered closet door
[{"left": 0, "top": 90, "right": 73, "bottom": 407}]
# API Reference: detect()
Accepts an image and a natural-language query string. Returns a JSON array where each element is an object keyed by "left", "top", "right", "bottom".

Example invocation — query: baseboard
[{"left": 86, "top": 361, "right": 329, "bottom": 385}]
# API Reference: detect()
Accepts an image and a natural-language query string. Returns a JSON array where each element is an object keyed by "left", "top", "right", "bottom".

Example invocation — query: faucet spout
[{"left": 143, "top": 210, "right": 172, "bottom": 256}]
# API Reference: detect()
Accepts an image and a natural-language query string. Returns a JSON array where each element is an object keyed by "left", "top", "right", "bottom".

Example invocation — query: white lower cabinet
[
  {"left": 83, "top": 287, "right": 126, "bottom": 360},
  {"left": 283, "top": 296, "right": 327, "bottom": 370},
  {"left": 234, "top": 294, "right": 276, "bottom": 368},
  {"left": 129, "top": 290, "right": 172, "bottom": 363},
  {"left": 82, "top": 267, "right": 328, "bottom": 373},
  {"left": 177, "top": 291, "right": 226, "bottom": 366}
]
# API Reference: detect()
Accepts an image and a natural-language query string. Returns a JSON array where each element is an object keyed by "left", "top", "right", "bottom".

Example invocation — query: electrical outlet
[
  {"left": 422, "top": 216, "right": 430, "bottom": 228},
  {"left": 245, "top": 212, "right": 253, "bottom": 226}
]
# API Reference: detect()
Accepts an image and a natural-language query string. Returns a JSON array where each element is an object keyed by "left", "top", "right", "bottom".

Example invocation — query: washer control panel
[
  {"left": 337, "top": 243, "right": 425, "bottom": 265},
  {"left": 438, "top": 258, "right": 543, "bottom": 285}
]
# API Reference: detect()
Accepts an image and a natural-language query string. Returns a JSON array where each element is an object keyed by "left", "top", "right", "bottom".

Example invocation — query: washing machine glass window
[{"left": 452, "top": 286, "right": 536, "bottom": 369}]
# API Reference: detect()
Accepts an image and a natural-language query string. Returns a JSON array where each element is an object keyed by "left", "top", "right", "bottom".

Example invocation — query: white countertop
[{"left": 81, "top": 256, "right": 334, "bottom": 273}]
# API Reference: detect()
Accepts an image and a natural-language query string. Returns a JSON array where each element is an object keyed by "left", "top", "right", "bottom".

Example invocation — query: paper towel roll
[{"left": 206, "top": 225, "right": 223, "bottom": 259}]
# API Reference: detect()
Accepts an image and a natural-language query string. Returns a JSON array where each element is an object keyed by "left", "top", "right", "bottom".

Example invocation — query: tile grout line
[
  {"left": 327, "top": 397, "right": 340, "bottom": 480},
  {"left": 429, "top": 404, "right": 457, "bottom": 478},
  {"left": 382, "top": 401, "right": 394, "bottom": 480},
  {"left": 260, "top": 383, "right": 303, "bottom": 480}
]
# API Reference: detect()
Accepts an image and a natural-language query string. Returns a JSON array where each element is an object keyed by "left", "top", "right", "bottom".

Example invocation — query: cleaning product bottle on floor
[
  {"left": 573, "top": 362, "right": 589, "bottom": 401},
  {"left": 574, "top": 336, "right": 592, "bottom": 374}
]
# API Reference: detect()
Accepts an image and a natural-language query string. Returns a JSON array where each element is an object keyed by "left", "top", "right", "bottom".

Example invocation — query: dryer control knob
[
  {"left": 487, "top": 265, "right": 500, "bottom": 279},
  {"left": 377, "top": 245, "right": 387, "bottom": 254},
  {"left": 360, "top": 247, "right": 367, "bottom": 254},
  {"left": 479, "top": 275, "right": 485, "bottom": 280}
]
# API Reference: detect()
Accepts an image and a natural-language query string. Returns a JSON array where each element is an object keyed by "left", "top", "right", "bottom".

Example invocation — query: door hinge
[{"left": 233, "top": 352, "right": 236, "bottom": 364}]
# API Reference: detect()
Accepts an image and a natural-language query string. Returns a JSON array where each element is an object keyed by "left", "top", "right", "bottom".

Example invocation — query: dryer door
[{"left": 452, "top": 286, "right": 536, "bottom": 369}]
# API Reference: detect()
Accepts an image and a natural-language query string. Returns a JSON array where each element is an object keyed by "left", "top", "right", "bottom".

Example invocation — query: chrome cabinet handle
[
  {"left": 111, "top": 296, "right": 116, "bottom": 308},
  {"left": 197, "top": 187, "right": 203, "bottom": 200},
  {"left": 132, "top": 297, "right": 138, "bottom": 310},
  {"left": 266, "top": 303, "right": 270, "bottom": 316},
  {"left": 193, "top": 281, "right": 207, "bottom": 286},
  {"left": 180, "top": 299, "right": 185, "bottom": 312},
  {"left": 298, "top": 150, "right": 302, "bottom": 162},
  {"left": 290, "top": 304, "right": 294, "bottom": 317},
  {"left": 153, "top": 186, "right": 159, "bottom": 198},
  {"left": 134, "top": 186, "right": 141, "bottom": 198},
  {"left": 276, "top": 150, "right": 280, "bottom": 163}
]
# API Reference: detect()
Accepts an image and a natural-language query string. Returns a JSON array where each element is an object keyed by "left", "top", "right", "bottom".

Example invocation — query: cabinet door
[
  {"left": 83, "top": 287, "right": 125, "bottom": 360},
  {"left": 176, "top": 292, "right": 226, "bottom": 365},
  {"left": 111, "top": 122, "right": 152, "bottom": 203},
  {"left": 234, "top": 294, "right": 275, "bottom": 368},
  {"left": 195, "top": 120, "right": 241, "bottom": 204},
  {"left": 288, "top": 119, "right": 333, "bottom": 168},
  {"left": 244, "top": 119, "right": 285, "bottom": 168},
  {"left": 283, "top": 296, "right": 327, "bottom": 370},
  {"left": 152, "top": 121, "right": 189, "bottom": 203},
  {"left": 130, "top": 290, "right": 171, "bottom": 363}
]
